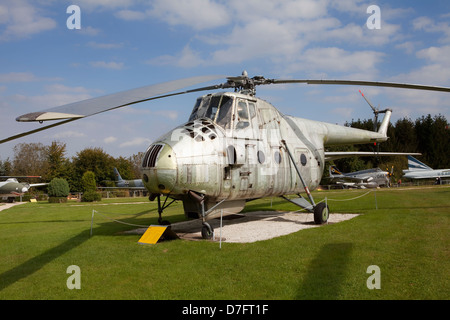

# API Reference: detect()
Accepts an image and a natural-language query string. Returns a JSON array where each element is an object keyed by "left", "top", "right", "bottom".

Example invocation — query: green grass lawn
[{"left": 0, "top": 186, "right": 448, "bottom": 300}]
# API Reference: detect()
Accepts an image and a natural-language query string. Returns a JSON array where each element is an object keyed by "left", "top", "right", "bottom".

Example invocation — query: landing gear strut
[
  {"left": 281, "top": 140, "right": 330, "bottom": 225},
  {"left": 155, "top": 194, "right": 175, "bottom": 225},
  {"left": 188, "top": 190, "right": 227, "bottom": 240}
]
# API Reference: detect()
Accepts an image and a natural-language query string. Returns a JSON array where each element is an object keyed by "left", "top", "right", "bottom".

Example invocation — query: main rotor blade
[
  {"left": 272, "top": 79, "right": 450, "bottom": 93},
  {"left": 0, "top": 119, "right": 77, "bottom": 144},
  {"left": 16, "top": 75, "right": 225, "bottom": 122}
]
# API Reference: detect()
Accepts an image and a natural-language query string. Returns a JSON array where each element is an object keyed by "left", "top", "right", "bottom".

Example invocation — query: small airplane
[
  {"left": 98, "top": 168, "right": 146, "bottom": 193},
  {"left": 113, "top": 168, "right": 145, "bottom": 189},
  {"left": 0, "top": 176, "right": 47, "bottom": 202},
  {"left": 2, "top": 71, "right": 450, "bottom": 239},
  {"left": 403, "top": 156, "right": 450, "bottom": 181},
  {"left": 328, "top": 165, "right": 393, "bottom": 188}
]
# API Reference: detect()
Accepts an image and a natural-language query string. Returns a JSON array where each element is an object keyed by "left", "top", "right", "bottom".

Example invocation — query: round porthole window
[
  {"left": 274, "top": 151, "right": 282, "bottom": 164},
  {"left": 143, "top": 174, "right": 149, "bottom": 182},
  {"left": 257, "top": 150, "right": 265, "bottom": 164},
  {"left": 300, "top": 154, "right": 307, "bottom": 166}
]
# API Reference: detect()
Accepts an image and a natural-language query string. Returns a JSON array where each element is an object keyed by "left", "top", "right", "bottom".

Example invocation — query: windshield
[{"left": 189, "top": 95, "right": 234, "bottom": 129}]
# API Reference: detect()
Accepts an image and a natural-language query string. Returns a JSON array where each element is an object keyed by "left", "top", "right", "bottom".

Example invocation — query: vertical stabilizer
[
  {"left": 407, "top": 156, "right": 432, "bottom": 171},
  {"left": 377, "top": 109, "right": 392, "bottom": 137},
  {"left": 113, "top": 167, "right": 123, "bottom": 182},
  {"left": 329, "top": 165, "right": 343, "bottom": 177}
]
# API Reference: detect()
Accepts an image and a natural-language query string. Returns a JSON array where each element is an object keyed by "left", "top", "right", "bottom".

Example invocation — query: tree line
[
  {"left": 331, "top": 113, "right": 450, "bottom": 181},
  {"left": 0, "top": 141, "right": 144, "bottom": 192},
  {"left": 1, "top": 113, "right": 449, "bottom": 190}
]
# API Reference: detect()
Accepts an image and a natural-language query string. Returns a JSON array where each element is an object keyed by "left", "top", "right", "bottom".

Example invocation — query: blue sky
[{"left": 1, "top": 0, "right": 450, "bottom": 160}]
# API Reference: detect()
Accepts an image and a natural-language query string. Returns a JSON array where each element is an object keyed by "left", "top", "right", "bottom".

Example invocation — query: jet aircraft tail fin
[
  {"left": 407, "top": 156, "right": 432, "bottom": 171},
  {"left": 329, "top": 165, "right": 343, "bottom": 177},
  {"left": 113, "top": 167, "right": 123, "bottom": 182}
]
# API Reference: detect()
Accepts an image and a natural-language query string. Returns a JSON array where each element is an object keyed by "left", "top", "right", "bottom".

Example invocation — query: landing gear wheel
[
  {"left": 314, "top": 202, "right": 329, "bottom": 224},
  {"left": 201, "top": 223, "right": 214, "bottom": 240},
  {"left": 158, "top": 217, "right": 171, "bottom": 226}
]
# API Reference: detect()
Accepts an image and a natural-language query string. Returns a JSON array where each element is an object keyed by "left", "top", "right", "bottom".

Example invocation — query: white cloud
[
  {"left": 115, "top": 9, "right": 148, "bottom": 21},
  {"left": 210, "top": 18, "right": 306, "bottom": 65},
  {"left": 52, "top": 131, "right": 86, "bottom": 139},
  {"left": 0, "top": 72, "right": 37, "bottom": 83},
  {"left": 78, "top": 26, "right": 102, "bottom": 36},
  {"left": 72, "top": 0, "right": 136, "bottom": 12},
  {"left": 44, "top": 84, "right": 93, "bottom": 94},
  {"left": 104, "top": 136, "right": 118, "bottom": 144},
  {"left": 291, "top": 47, "right": 384, "bottom": 76},
  {"left": 87, "top": 41, "right": 124, "bottom": 49},
  {"left": 90, "top": 61, "right": 124, "bottom": 70},
  {"left": 0, "top": 0, "right": 56, "bottom": 41},
  {"left": 331, "top": 107, "right": 354, "bottom": 119},
  {"left": 149, "top": 0, "right": 230, "bottom": 30},
  {"left": 416, "top": 45, "right": 450, "bottom": 67},
  {"left": 154, "top": 110, "right": 178, "bottom": 120},
  {"left": 146, "top": 0, "right": 403, "bottom": 74},
  {"left": 413, "top": 16, "right": 450, "bottom": 43},
  {"left": 147, "top": 45, "right": 205, "bottom": 68},
  {"left": 119, "top": 137, "right": 152, "bottom": 148}
]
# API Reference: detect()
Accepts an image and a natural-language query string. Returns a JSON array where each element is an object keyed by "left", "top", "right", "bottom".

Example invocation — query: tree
[
  {"left": 71, "top": 147, "right": 114, "bottom": 191},
  {"left": 81, "top": 171, "right": 101, "bottom": 202},
  {"left": 46, "top": 141, "right": 69, "bottom": 181},
  {"left": 81, "top": 171, "right": 97, "bottom": 192},
  {"left": 129, "top": 152, "right": 145, "bottom": 179},
  {"left": 12, "top": 142, "right": 49, "bottom": 176},
  {"left": 0, "top": 158, "right": 12, "bottom": 176},
  {"left": 47, "top": 178, "right": 70, "bottom": 203}
]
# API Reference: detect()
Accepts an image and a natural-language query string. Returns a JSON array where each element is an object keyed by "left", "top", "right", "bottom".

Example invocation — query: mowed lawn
[{"left": 0, "top": 186, "right": 448, "bottom": 300}]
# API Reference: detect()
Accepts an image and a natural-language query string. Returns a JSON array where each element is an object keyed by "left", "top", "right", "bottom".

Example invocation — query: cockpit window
[
  {"left": 188, "top": 98, "right": 202, "bottom": 121},
  {"left": 189, "top": 95, "right": 234, "bottom": 129},
  {"left": 215, "top": 96, "right": 233, "bottom": 129},
  {"left": 235, "top": 100, "right": 250, "bottom": 129}
]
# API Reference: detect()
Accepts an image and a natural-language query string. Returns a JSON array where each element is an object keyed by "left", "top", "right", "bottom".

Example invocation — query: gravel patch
[{"left": 130, "top": 211, "right": 359, "bottom": 243}]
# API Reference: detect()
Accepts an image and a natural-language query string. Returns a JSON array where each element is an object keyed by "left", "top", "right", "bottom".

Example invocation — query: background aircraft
[
  {"left": 113, "top": 167, "right": 145, "bottom": 189},
  {"left": 403, "top": 156, "right": 450, "bottom": 182},
  {"left": 328, "top": 165, "right": 393, "bottom": 188},
  {"left": 0, "top": 176, "right": 47, "bottom": 202}
]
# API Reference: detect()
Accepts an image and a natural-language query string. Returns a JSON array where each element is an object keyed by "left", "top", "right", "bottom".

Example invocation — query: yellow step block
[{"left": 138, "top": 225, "right": 178, "bottom": 245}]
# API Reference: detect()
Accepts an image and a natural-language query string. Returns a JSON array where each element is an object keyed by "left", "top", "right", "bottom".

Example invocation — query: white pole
[
  {"left": 220, "top": 209, "right": 223, "bottom": 249},
  {"left": 90, "top": 210, "right": 95, "bottom": 236},
  {"left": 375, "top": 189, "right": 378, "bottom": 210}
]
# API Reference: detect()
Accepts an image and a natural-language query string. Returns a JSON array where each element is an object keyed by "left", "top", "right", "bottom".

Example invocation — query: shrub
[
  {"left": 47, "top": 178, "right": 70, "bottom": 203},
  {"left": 80, "top": 171, "right": 101, "bottom": 202},
  {"left": 81, "top": 190, "right": 102, "bottom": 202}
]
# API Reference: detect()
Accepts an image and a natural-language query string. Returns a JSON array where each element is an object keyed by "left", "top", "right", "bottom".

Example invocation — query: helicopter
[{"left": 3, "top": 71, "right": 448, "bottom": 239}]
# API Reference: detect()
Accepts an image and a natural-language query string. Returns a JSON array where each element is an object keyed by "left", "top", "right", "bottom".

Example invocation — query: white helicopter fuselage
[{"left": 141, "top": 91, "right": 390, "bottom": 219}]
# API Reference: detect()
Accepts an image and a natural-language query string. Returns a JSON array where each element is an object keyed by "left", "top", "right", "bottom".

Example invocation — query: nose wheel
[{"left": 201, "top": 222, "right": 214, "bottom": 240}]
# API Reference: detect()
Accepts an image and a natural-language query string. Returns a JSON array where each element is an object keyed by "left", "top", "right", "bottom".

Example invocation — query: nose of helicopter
[{"left": 141, "top": 143, "right": 177, "bottom": 194}]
